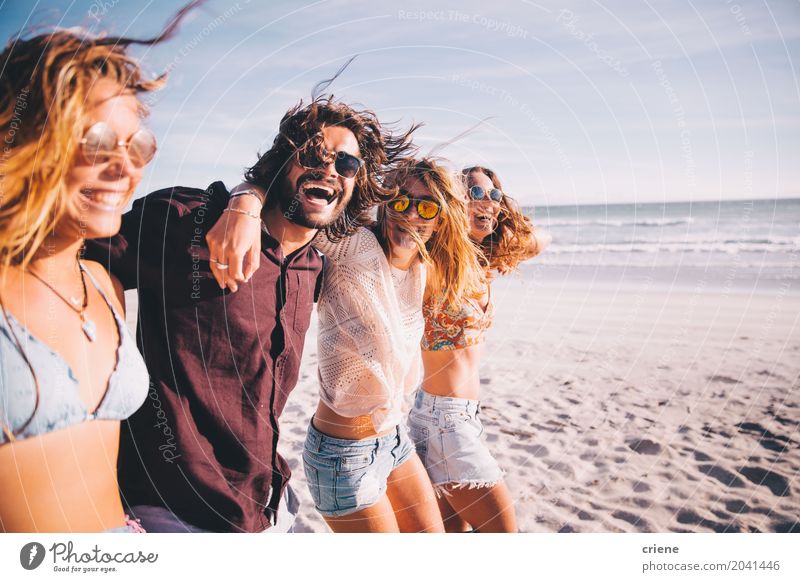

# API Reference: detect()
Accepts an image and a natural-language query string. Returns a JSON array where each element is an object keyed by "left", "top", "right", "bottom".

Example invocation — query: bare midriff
[
  {"left": 420, "top": 342, "right": 484, "bottom": 401},
  {"left": 0, "top": 420, "right": 126, "bottom": 532},
  {"left": 312, "top": 401, "right": 397, "bottom": 441}
]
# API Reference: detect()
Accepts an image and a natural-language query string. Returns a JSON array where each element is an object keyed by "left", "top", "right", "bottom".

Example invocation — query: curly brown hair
[
  {"left": 462, "top": 166, "right": 536, "bottom": 275},
  {"left": 245, "top": 96, "right": 418, "bottom": 241}
]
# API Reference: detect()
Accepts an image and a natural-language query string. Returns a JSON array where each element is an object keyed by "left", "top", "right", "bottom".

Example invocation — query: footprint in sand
[
  {"left": 697, "top": 464, "right": 746, "bottom": 488},
  {"left": 675, "top": 510, "right": 738, "bottom": 533},
  {"left": 759, "top": 440, "right": 790, "bottom": 453},
  {"left": 724, "top": 499, "right": 752, "bottom": 515},
  {"left": 525, "top": 444, "right": 549, "bottom": 458},
  {"left": 632, "top": 481, "right": 650, "bottom": 493},
  {"left": 692, "top": 450, "right": 712, "bottom": 462},
  {"left": 710, "top": 509, "right": 731, "bottom": 520},
  {"left": 627, "top": 438, "right": 662, "bottom": 455},
  {"left": 707, "top": 375, "right": 741, "bottom": 384},
  {"left": 546, "top": 461, "right": 575, "bottom": 479},
  {"left": 738, "top": 466, "right": 791, "bottom": 496},
  {"left": 736, "top": 422, "right": 796, "bottom": 455},
  {"left": 612, "top": 510, "right": 650, "bottom": 532}
]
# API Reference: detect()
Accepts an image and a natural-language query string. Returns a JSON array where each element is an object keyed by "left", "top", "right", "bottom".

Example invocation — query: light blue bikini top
[{"left": 0, "top": 264, "right": 149, "bottom": 444}]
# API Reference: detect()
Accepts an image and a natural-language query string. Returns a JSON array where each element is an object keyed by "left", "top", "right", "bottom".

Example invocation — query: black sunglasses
[
  {"left": 297, "top": 147, "right": 364, "bottom": 179},
  {"left": 469, "top": 185, "right": 503, "bottom": 202}
]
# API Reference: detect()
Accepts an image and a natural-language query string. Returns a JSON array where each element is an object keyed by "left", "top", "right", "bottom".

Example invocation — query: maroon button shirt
[{"left": 84, "top": 181, "right": 322, "bottom": 532}]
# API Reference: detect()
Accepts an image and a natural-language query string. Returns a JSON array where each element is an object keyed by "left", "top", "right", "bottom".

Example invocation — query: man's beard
[{"left": 277, "top": 172, "right": 347, "bottom": 229}]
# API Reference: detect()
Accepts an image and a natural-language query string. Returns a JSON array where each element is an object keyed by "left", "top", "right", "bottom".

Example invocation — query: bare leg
[
  {"left": 323, "top": 495, "right": 399, "bottom": 533},
  {"left": 441, "top": 480, "right": 518, "bottom": 533},
  {"left": 385, "top": 453, "right": 444, "bottom": 533},
  {"left": 437, "top": 495, "right": 471, "bottom": 532}
]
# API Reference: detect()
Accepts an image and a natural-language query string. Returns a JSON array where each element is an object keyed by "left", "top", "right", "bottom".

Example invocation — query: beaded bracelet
[
  {"left": 223, "top": 207, "right": 261, "bottom": 220},
  {"left": 229, "top": 189, "right": 264, "bottom": 203}
]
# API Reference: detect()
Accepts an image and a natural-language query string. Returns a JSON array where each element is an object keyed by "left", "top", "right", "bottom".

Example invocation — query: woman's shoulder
[{"left": 81, "top": 260, "right": 124, "bottom": 315}]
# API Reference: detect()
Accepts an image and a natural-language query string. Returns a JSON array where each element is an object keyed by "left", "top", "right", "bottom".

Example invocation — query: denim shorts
[
  {"left": 303, "top": 420, "right": 416, "bottom": 517},
  {"left": 407, "top": 389, "right": 503, "bottom": 495}
]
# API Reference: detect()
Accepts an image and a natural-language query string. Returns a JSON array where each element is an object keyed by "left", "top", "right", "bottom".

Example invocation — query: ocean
[{"left": 521, "top": 198, "right": 800, "bottom": 294}]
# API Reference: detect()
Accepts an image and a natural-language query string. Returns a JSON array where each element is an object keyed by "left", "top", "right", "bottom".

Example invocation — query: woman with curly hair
[
  {"left": 0, "top": 5, "right": 195, "bottom": 532},
  {"left": 408, "top": 165, "right": 551, "bottom": 532}
]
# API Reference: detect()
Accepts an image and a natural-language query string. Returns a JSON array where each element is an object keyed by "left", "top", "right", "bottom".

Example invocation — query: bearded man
[{"left": 85, "top": 96, "right": 415, "bottom": 532}]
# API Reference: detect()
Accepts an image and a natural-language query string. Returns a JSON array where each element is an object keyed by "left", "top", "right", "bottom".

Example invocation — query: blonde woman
[
  {"left": 409, "top": 165, "right": 551, "bottom": 532},
  {"left": 0, "top": 8, "right": 192, "bottom": 532}
]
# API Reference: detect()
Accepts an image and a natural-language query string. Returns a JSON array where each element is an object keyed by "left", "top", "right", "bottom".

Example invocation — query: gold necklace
[{"left": 25, "top": 261, "right": 97, "bottom": 342}]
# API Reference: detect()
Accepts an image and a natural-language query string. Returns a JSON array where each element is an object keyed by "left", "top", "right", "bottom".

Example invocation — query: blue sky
[{"left": 1, "top": 0, "right": 798, "bottom": 206}]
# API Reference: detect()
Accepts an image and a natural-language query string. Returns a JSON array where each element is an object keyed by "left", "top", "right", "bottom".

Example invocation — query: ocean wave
[
  {"left": 530, "top": 257, "right": 799, "bottom": 270},
  {"left": 545, "top": 239, "right": 799, "bottom": 254},
  {"left": 617, "top": 235, "right": 800, "bottom": 246},
  {"left": 544, "top": 217, "right": 695, "bottom": 227}
]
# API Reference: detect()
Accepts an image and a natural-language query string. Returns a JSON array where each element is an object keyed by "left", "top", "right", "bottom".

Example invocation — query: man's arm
[{"left": 205, "top": 182, "right": 265, "bottom": 292}]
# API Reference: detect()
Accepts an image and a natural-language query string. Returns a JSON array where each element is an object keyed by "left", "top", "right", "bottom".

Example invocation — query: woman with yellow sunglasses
[{"left": 303, "top": 157, "right": 482, "bottom": 532}]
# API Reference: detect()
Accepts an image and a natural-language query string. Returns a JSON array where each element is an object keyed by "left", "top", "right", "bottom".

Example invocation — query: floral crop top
[{"left": 421, "top": 288, "right": 494, "bottom": 351}]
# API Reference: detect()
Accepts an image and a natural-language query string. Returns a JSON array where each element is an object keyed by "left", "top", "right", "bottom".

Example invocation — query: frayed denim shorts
[
  {"left": 407, "top": 389, "right": 503, "bottom": 495},
  {"left": 303, "top": 420, "right": 416, "bottom": 517}
]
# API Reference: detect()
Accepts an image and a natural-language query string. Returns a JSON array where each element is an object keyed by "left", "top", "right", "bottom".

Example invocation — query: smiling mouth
[
  {"left": 299, "top": 181, "right": 339, "bottom": 205},
  {"left": 474, "top": 213, "right": 494, "bottom": 228},
  {"left": 79, "top": 188, "right": 128, "bottom": 211}
]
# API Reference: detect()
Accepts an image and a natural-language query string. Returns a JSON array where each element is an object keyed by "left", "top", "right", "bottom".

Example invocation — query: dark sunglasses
[
  {"left": 389, "top": 194, "right": 441, "bottom": 220},
  {"left": 297, "top": 147, "right": 364, "bottom": 179},
  {"left": 79, "top": 121, "right": 157, "bottom": 168},
  {"left": 469, "top": 185, "right": 503, "bottom": 202}
]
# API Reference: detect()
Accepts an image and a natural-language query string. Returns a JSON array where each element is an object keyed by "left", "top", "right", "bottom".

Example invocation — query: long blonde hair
[
  {"left": 0, "top": 4, "right": 197, "bottom": 270},
  {"left": 378, "top": 158, "right": 484, "bottom": 309},
  {"left": 0, "top": 5, "right": 197, "bottom": 441}
]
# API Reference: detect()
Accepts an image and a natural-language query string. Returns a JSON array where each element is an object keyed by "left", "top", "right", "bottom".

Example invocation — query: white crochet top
[{"left": 314, "top": 227, "right": 426, "bottom": 433}]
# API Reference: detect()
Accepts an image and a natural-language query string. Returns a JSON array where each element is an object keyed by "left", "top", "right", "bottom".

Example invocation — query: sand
[{"left": 126, "top": 277, "right": 800, "bottom": 533}]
